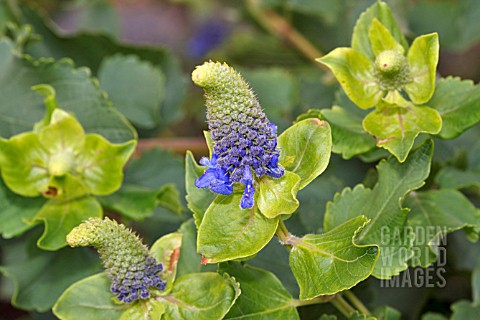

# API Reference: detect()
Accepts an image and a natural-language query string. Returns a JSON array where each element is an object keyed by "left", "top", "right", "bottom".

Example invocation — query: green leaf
[
  {"left": 278, "top": 118, "right": 332, "bottom": 189},
  {"left": 197, "top": 193, "right": 279, "bottom": 263},
  {"left": 349, "top": 311, "right": 377, "bottom": 320},
  {"left": 404, "top": 33, "right": 439, "bottom": 104},
  {"left": 289, "top": 216, "right": 378, "bottom": 299},
  {"left": 76, "top": 0, "right": 120, "bottom": 37},
  {"left": 0, "top": 179, "right": 45, "bottom": 238},
  {"left": 150, "top": 232, "right": 183, "bottom": 294},
  {"left": 53, "top": 273, "right": 131, "bottom": 319},
  {"left": 185, "top": 151, "right": 216, "bottom": 226},
  {"left": 351, "top": 1, "right": 408, "bottom": 61},
  {"left": 405, "top": 189, "right": 480, "bottom": 267},
  {"left": 428, "top": 77, "right": 480, "bottom": 139},
  {"left": 220, "top": 263, "right": 300, "bottom": 320},
  {"left": 473, "top": 256, "right": 480, "bottom": 305},
  {"left": 1, "top": 237, "right": 101, "bottom": 312},
  {"left": 158, "top": 273, "right": 240, "bottom": 320},
  {"left": 324, "top": 140, "right": 434, "bottom": 278},
  {"left": 98, "top": 54, "right": 165, "bottom": 129},
  {"left": 368, "top": 18, "right": 404, "bottom": 56},
  {"left": 0, "top": 40, "right": 135, "bottom": 143},
  {"left": 32, "top": 196, "right": 103, "bottom": 250},
  {"left": 363, "top": 103, "right": 441, "bottom": 162},
  {"left": 317, "top": 48, "right": 381, "bottom": 109},
  {"left": 286, "top": 0, "right": 342, "bottom": 25},
  {"left": 257, "top": 171, "right": 300, "bottom": 218},
  {"left": 99, "top": 183, "right": 182, "bottom": 220},
  {"left": 321, "top": 105, "right": 376, "bottom": 159},
  {"left": 373, "top": 306, "right": 401, "bottom": 320},
  {"left": 421, "top": 313, "right": 448, "bottom": 320},
  {"left": 450, "top": 301, "right": 480, "bottom": 320},
  {"left": 118, "top": 299, "right": 165, "bottom": 320}
]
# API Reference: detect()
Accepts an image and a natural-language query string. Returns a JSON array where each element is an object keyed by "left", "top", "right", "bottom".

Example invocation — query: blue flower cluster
[
  {"left": 110, "top": 255, "right": 166, "bottom": 303},
  {"left": 192, "top": 62, "right": 284, "bottom": 209},
  {"left": 66, "top": 217, "right": 167, "bottom": 304}
]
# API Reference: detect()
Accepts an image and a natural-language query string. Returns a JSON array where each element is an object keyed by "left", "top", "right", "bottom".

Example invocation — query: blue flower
[
  {"left": 192, "top": 62, "right": 285, "bottom": 209},
  {"left": 67, "top": 218, "right": 167, "bottom": 304}
]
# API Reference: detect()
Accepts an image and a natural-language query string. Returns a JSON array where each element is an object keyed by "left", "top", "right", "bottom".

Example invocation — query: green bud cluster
[{"left": 374, "top": 50, "right": 411, "bottom": 91}]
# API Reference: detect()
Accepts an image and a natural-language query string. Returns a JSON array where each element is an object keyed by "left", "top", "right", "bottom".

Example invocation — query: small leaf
[
  {"left": 0, "top": 179, "right": 45, "bottom": 238},
  {"left": 185, "top": 151, "right": 216, "bottom": 226},
  {"left": 450, "top": 301, "right": 480, "bottom": 320},
  {"left": 428, "top": 77, "right": 480, "bottom": 139},
  {"left": 368, "top": 18, "right": 404, "bottom": 56},
  {"left": 1, "top": 237, "right": 101, "bottom": 312},
  {"left": 98, "top": 55, "right": 165, "bottom": 129},
  {"left": 321, "top": 105, "right": 376, "bottom": 159},
  {"left": 405, "top": 189, "right": 480, "bottom": 267},
  {"left": 220, "top": 263, "right": 300, "bottom": 320},
  {"left": 289, "top": 216, "right": 378, "bottom": 299},
  {"left": 317, "top": 48, "right": 380, "bottom": 109},
  {"left": 363, "top": 103, "right": 441, "bottom": 162},
  {"left": 404, "top": 33, "right": 439, "bottom": 104},
  {"left": 257, "top": 171, "right": 300, "bottom": 218},
  {"left": 118, "top": 300, "right": 165, "bottom": 320},
  {"left": 32, "top": 196, "right": 103, "bottom": 250},
  {"left": 324, "top": 140, "right": 434, "bottom": 278},
  {"left": 53, "top": 273, "right": 130, "bottom": 319},
  {"left": 351, "top": 1, "right": 408, "bottom": 61},
  {"left": 278, "top": 118, "right": 332, "bottom": 189},
  {"left": 158, "top": 273, "right": 240, "bottom": 320},
  {"left": 373, "top": 306, "right": 401, "bottom": 320},
  {"left": 150, "top": 232, "right": 183, "bottom": 294},
  {"left": 197, "top": 193, "right": 278, "bottom": 263}
]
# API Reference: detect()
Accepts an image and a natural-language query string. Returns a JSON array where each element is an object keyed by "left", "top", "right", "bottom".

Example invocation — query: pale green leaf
[
  {"left": 150, "top": 232, "right": 182, "bottom": 294},
  {"left": 197, "top": 193, "right": 279, "bottom": 263},
  {"left": 324, "top": 140, "right": 434, "bottom": 278},
  {"left": 368, "top": 18, "right": 404, "bottom": 56},
  {"left": 257, "top": 171, "right": 300, "bottom": 218},
  {"left": 98, "top": 55, "right": 165, "bottom": 129},
  {"left": 220, "top": 263, "right": 300, "bottom": 320},
  {"left": 278, "top": 118, "right": 332, "bottom": 189},
  {"left": 158, "top": 273, "right": 240, "bottom": 320},
  {"left": 405, "top": 189, "right": 480, "bottom": 267},
  {"left": 428, "top": 77, "right": 480, "bottom": 139},
  {"left": 351, "top": 1, "right": 408, "bottom": 61},
  {"left": 289, "top": 216, "right": 378, "bottom": 299},
  {"left": 32, "top": 196, "right": 103, "bottom": 250},
  {"left": 363, "top": 103, "right": 441, "bottom": 162},
  {"left": 317, "top": 48, "right": 381, "bottom": 109},
  {"left": 404, "top": 33, "right": 439, "bottom": 104}
]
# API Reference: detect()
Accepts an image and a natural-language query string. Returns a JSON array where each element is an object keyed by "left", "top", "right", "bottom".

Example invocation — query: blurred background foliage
[{"left": 0, "top": 0, "right": 479, "bottom": 319}]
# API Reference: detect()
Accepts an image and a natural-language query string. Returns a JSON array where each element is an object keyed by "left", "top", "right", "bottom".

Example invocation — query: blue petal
[
  {"left": 210, "top": 180, "right": 233, "bottom": 195},
  {"left": 240, "top": 182, "right": 255, "bottom": 209},
  {"left": 240, "top": 165, "right": 253, "bottom": 185},
  {"left": 267, "top": 166, "right": 284, "bottom": 178},
  {"left": 195, "top": 169, "right": 217, "bottom": 188}
]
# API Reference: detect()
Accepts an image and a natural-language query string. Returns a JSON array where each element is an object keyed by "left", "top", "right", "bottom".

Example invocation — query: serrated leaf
[
  {"left": 197, "top": 193, "right": 279, "bottom": 263},
  {"left": 278, "top": 118, "right": 332, "bottom": 189},
  {"left": 450, "top": 300, "right": 480, "bottom": 320},
  {"left": 158, "top": 273, "right": 240, "bottom": 320},
  {"left": 185, "top": 151, "right": 216, "bottom": 226},
  {"left": 428, "top": 77, "right": 480, "bottom": 139},
  {"left": 324, "top": 140, "right": 434, "bottom": 278},
  {"left": 351, "top": 1, "right": 408, "bottom": 61},
  {"left": 368, "top": 18, "right": 404, "bottom": 56},
  {"left": 404, "top": 33, "right": 439, "bottom": 104},
  {"left": 363, "top": 103, "right": 441, "bottom": 162},
  {"left": 150, "top": 232, "right": 182, "bottom": 294},
  {"left": 220, "top": 263, "right": 300, "bottom": 320},
  {"left": 0, "top": 179, "right": 46, "bottom": 238},
  {"left": 317, "top": 48, "right": 380, "bottom": 109},
  {"left": 0, "top": 40, "right": 135, "bottom": 142},
  {"left": 373, "top": 305, "right": 401, "bottom": 320},
  {"left": 52, "top": 273, "right": 131, "bottom": 319},
  {"left": 32, "top": 196, "right": 103, "bottom": 250},
  {"left": 289, "top": 216, "right": 378, "bottom": 299},
  {"left": 98, "top": 55, "right": 165, "bottom": 129},
  {"left": 405, "top": 189, "right": 480, "bottom": 267},
  {"left": 257, "top": 171, "right": 300, "bottom": 218},
  {"left": 349, "top": 311, "right": 377, "bottom": 320},
  {"left": 321, "top": 105, "right": 376, "bottom": 159},
  {"left": 1, "top": 237, "right": 101, "bottom": 312}
]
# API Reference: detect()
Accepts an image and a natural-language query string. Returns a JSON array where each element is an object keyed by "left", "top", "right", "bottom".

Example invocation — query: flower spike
[
  {"left": 67, "top": 217, "right": 166, "bottom": 303},
  {"left": 192, "top": 61, "right": 284, "bottom": 209}
]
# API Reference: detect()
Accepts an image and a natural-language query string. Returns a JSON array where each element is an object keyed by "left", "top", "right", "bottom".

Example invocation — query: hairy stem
[
  {"left": 275, "top": 219, "right": 291, "bottom": 244},
  {"left": 344, "top": 290, "right": 371, "bottom": 316}
]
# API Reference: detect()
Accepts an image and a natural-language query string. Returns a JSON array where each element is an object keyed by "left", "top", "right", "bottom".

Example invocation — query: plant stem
[
  {"left": 343, "top": 290, "right": 371, "bottom": 316},
  {"left": 245, "top": 0, "right": 327, "bottom": 69},
  {"left": 292, "top": 294, "right": 335, "bottom": 307},
  {"left": 330, "top": 294, "right": 356, "bottom": 318},
  {"left": 275, "top": 219, "right": 290, "bottom": 244}
]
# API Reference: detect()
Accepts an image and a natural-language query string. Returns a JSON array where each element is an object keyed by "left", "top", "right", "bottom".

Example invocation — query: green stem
[
  {"left": 275, "top": 219, "right": 290, "bottom": 244},
  {"left": 330, "top": 294, "right": 356, "bottom": 318},
  {"left": 292, "top": 294, "right": 335, "bottom": 307},
  {"left": 343, "top": 291, "right": 371, "bottom": 316}
]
